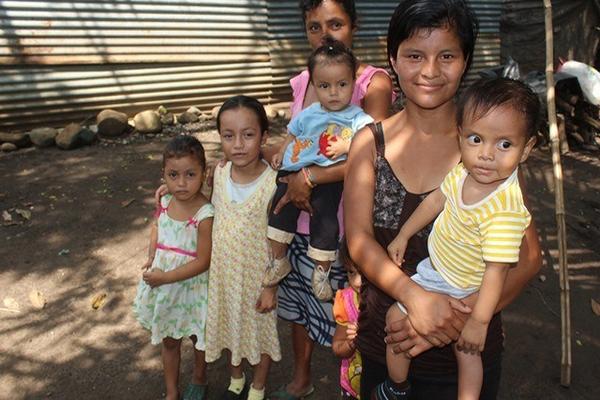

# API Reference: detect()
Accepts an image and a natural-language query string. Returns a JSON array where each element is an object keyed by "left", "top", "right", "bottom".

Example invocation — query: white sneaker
[
  {"left": 262, "top": 256, "right": 292, "bottom": 287},
  {"left": 311, "top": 265, "right": 333, "bottom": 301}
]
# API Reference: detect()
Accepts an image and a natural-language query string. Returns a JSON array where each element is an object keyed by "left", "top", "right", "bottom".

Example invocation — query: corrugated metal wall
[
  {"left": 269, "top": 0, "right": 502, "bottom": 103},
  {"left": 0, "top": 0, "right": 271, "bottom": 130},
  {"left": 0, "top": 0, "right": 502, "bottom": 131}
]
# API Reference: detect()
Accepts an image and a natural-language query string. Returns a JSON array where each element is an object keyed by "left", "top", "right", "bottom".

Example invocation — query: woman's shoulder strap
[{"left": 366, "top": 121, "right": 385, "bottom": 157}]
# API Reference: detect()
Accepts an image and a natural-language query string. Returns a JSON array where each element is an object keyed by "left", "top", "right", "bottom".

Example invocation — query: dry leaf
[
  {"left": 15, "top": 209, "right": 31, "bottom": 220},
  {"left": 2, "top": 210, "right": 12, "bottom": 222},
  {"left": 91, "top": 293, "right": 107, "bottom": 310},
  {"left": 120, "top": 199, "right": 135, "bottom": 208},
  {"left": 591, "top": 298, "right": 600, "bottom": 316},
  {"left": 29, "top": 290, "right": 46, "bottom": 309},
  {"left": 3, "top": 297, "right": 19, "bottom": 311}
]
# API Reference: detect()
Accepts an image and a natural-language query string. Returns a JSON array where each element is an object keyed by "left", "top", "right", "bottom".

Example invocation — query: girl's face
[
  {"left": 391, "top": 27, "right": 467, "bottom": 110},
  {"left": 313, "top": 61, "right": 355, "bottom": 111},
  {"left": 163, "top": 155, "right": 205, "bottom": 202},
  {"left": 305, "top": 0, "right": 355, "bottom": 50},
  {"left": 346, "top": 265, "right": 361, "bottom": 293},
  {"left": 219, "top": 107, "right": 267, "bottom": 169}
]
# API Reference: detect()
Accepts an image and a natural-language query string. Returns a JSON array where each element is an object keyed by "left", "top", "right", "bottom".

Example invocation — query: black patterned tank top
[{"left": 356, "top": 122, "right": 503, "bottom": 377}]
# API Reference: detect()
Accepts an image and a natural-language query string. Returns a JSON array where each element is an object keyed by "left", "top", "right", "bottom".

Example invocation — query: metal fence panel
[{"left": 0, "top": 0, "right": 502, "bottom": 130}]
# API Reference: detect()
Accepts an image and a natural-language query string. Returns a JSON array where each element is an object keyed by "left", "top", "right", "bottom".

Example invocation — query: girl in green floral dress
[{"left": 133, "top": 135, "right": 214, "bottom": 400}]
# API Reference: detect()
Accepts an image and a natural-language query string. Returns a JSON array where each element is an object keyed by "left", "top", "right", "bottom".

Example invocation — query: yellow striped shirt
[{"left": 429, "top": 163, "right": 530, "bottom": 290}]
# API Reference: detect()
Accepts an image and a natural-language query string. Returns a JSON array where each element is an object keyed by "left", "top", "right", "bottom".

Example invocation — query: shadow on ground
[{"left": 0, "top": 137, "right": 598, "bottom": 399}]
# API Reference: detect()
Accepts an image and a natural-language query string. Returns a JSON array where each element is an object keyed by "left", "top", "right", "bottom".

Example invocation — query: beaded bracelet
[{"left": 301, "top": 167, "right": 317, "bottom": 188}]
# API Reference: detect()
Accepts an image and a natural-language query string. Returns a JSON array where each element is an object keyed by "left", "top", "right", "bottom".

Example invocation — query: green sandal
[
  {"left": 268, "top": 384, "right": 314, "bottom": 400},
  {"left": 182, "top": 383, "right": 207, "bottom": 400}
]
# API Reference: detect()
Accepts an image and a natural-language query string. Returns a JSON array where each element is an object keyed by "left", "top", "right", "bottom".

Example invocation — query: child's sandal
[{"left": 182, "top": 383, "right": 207, "bottom": 400}]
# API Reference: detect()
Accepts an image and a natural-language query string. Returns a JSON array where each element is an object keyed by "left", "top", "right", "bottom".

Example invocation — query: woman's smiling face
[{"left": 391, "top": 26, "right": 467, "bottom": 110}]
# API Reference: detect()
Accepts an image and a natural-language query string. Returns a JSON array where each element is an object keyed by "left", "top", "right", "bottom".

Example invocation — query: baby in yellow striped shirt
[{"left": 376, "top": 78, "right": 539, "bottom": 400}]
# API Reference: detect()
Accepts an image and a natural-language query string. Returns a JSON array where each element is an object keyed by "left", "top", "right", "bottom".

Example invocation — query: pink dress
[{"left": 289, "top": 65, "right": 396, "bottom": 235}]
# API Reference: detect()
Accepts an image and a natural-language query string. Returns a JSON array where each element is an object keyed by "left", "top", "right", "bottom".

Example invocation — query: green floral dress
[{"left": 133, "top": 195, "right": 214, "bottom": 349}]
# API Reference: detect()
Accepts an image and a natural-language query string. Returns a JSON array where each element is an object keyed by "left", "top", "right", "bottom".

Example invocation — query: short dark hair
[
  {"left": 387, "top": 0, "right": 478, "bottom": 82},
  {"left": 308, "top": 38, "right": 357, "bottom": 82},
  {"left": 163, "top": 135, "right": 206, "bottom": 170},
  {"left": 216, "top": 95, "right": 269, "bottom": 135},
  {"left": 299, "top": 0, "right": 357, "bottom": 29},
  {"left": 456, "top": 77, "right": 541, "bottom": 138}
]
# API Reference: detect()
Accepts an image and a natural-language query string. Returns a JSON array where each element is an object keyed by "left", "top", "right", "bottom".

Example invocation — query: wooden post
[{"left": 543, "top": 0, "right": 572, "bottom": 387}]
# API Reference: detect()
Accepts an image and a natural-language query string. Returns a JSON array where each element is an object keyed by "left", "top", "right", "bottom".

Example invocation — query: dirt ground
[{"left": 1, "top": 123, "right": 599, "bottom": 400}]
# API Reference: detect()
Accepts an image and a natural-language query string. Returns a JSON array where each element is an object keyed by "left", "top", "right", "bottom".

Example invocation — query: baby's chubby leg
[
  {"left": 386, "top": 304, "right": 411, "bottom": 384},
  {"left": 372, "top": 304, "right": 412, "bottom": 399},
  {"left": 454, "top": 345, "right": 483, "bottom": 400}
]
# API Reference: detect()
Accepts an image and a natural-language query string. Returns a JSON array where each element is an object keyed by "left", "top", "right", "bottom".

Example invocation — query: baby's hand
[
  {"left": 346, "top": 322, "right": 358, "bottom": 342},
  {"left": 325, "top": 137, "right": 350, "bottom": 159},
  {"left": 387, "top": 235, "right": 408, "bottom": 266},
  {"left": 456, "top": 317, "right": 488, "bottom": 354},
  {"left": 141, "top": 257, "right": 154, "bottom": 271},
  {"left": 143, "top": 269, "right": 167, "bottom": 288},
  {"left": 271, "top": 152, "right": 283, "bottom": 170}
]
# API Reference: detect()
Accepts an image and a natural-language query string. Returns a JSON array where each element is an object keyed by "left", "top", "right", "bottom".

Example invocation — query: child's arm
[
  {"left": 142, "top": 222, "right": 158, "bottom": 270},
  {"left": 255, "top": 285, "right": 278, "bottom": 313},
  {"left": 143, "top": 217, "right": 213, "bottom": 287},
  {"left": 387, "top": 188, "right": 446, "bottom": 265},
  {"left": 271, "top": 133, "right": 294, "bottom": 169},
  {"left": 457, "top": 261, "right": 510, "bottom": 354},
  {"left": 332, "top": 322, "right": 358, "bottom": 359},
  {"left": 325, "top": 137, "right": 351, "bottom": 160}
]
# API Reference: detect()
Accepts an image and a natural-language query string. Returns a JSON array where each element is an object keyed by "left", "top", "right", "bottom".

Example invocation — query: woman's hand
[
  {"left": 273, "top": 171, "right": 313, "bottom": 215},
  {"left": 143, "top": 269, "right": 167, "bottom": 288},
  {"left": 385, "top": 312, "right": 433, "bottom": 358},
  {"left": 255, "top": 286, "right": 278, "bottom": 313},
  {"left": 385, "top": 303, "right": 471, "bottom": 357},
  {"left": 403, "top": 289, "right": 471, "bottom": 346},
  {"left": 154, "top": 184, "right": 169, "bottom": 207}
]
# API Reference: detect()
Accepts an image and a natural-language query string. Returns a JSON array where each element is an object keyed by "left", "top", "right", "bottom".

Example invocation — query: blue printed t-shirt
[{"left": 281, "top": 103, "right": 373, "bottom": 171}]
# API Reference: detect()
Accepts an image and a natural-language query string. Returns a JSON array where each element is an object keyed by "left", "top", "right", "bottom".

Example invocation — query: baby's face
[
  {"left": 312, "top": 61, "right": 354, "bottom": 112},
  {"left": 459, "top": 104, "right": 535, "bottom": 185}
]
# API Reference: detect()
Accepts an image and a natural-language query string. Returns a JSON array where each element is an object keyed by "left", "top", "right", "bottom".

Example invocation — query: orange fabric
[{"left": 333, "top": 289, "right": 350, "bottom": 326}]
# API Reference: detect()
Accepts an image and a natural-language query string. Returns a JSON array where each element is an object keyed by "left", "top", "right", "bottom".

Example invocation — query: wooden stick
[{"left": 544, "top": 0, "right": 572, "bottom": 387}]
